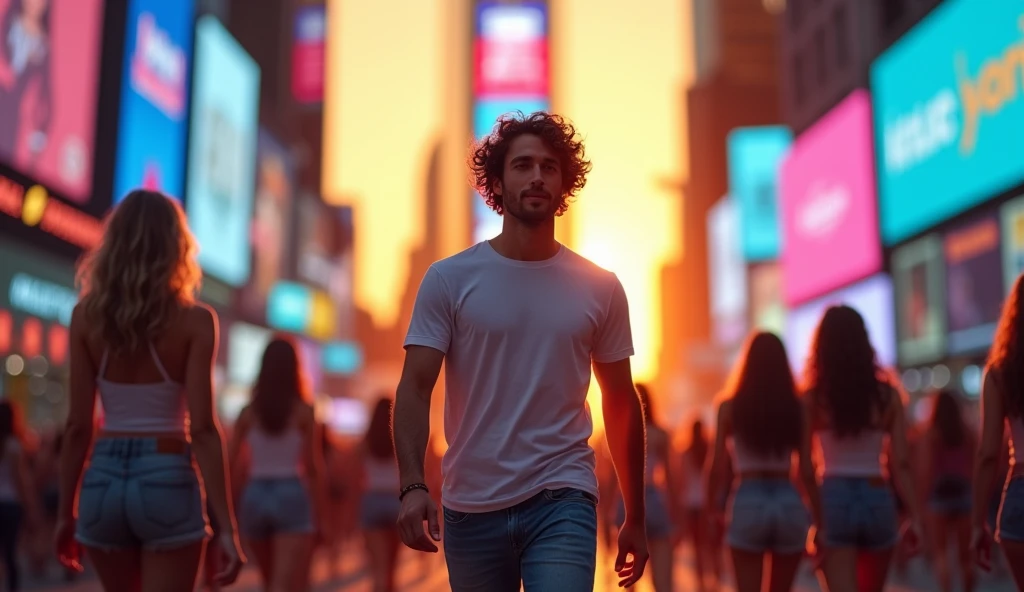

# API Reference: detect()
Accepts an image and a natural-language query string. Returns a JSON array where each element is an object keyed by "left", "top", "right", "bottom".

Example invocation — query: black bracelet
[{"left": 399, "top": 483, "right": 429, "bottom": 500}]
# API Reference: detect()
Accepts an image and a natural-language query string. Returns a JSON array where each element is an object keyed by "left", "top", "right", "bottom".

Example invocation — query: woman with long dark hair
[
  {"left": 0, "top": 400, "right": 39, "bottom": 591},
  {"left": 707, "top": 332, "right": 819, "bottom": 592},
  {"left": 57, "top": 189, "right": 244, "bottom": 590},
  {"left": 972, "top": 273, "right": 1024, "bottom": 587},
  {"left": 228, "top": 336, "right": 326, "bottom": 592},
  {"left": 803, "top": 305, "right": 922, "bottom": 592},
  {"left": 360, "top": 397, "right": 401, "bottom": 592},
  {"left": 924, "top": 390, "right": 975, "bottom": 592},
  {"left": 610, "top": 384, "right": 677, "bottom": 591}
]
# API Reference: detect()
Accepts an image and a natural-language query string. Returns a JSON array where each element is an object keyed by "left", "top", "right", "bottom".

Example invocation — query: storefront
[{"left": 0, "top": 239, "right": 78, "bottom": 428}]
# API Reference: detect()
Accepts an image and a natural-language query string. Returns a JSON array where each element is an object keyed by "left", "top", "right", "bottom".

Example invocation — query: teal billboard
[
  {"left": 727, "top": 126, "right": 791, "bottom": 262},
  {"left": 870, "top": 0, "right": 1024, "bottom": 245}
]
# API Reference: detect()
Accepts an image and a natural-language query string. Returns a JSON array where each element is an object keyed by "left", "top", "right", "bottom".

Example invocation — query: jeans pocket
[
  {"left": 77, "top": 471, "right": 112, "bottom": 528},
  {"left": 443, "top": 506, "right": 472, "bottom": 525},
  {"left": 139, "top": 468, "right": 201, "bottom": 529},
  {"left": 543, "top": 487, "right": 597, "bottom": 506}
]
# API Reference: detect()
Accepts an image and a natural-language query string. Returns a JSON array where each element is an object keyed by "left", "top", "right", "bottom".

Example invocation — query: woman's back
[{"left": 246, "top": 405, "right": 306, "bottom": 479}]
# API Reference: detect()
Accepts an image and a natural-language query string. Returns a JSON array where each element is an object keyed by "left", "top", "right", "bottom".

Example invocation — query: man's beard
[{"left": 505, "top": 191, "right": 556, "bottom": 226}]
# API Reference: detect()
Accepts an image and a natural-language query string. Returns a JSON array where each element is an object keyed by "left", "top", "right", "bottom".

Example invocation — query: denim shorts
[
  {"left": 727, "top": 478, "right": 809, "bottom": 554},
  {"left": 820, "top": 476, "right": 899, "bottom": 550},
  {"left": 75, "top": 438, "right": 211, "bottom": 551},
  {"left": 929, "top": 476, "right": 972, "bottom": 516},
  {"left": 997, "top": 476, "right": 1024, "bottom": 543},
  {"left": 360, "top": 492, "right": 402, "bottom": 530},
  {"left": 239, "top": 477, "right": 314, "bottom": 539},
  {"left": 615, "top": 486, "right": 673, "bottom": 540}
]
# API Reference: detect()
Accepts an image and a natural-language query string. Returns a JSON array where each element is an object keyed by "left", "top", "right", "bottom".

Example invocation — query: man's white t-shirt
[{"left": 404, "top": 241, "right": 634, "bottom": 513}]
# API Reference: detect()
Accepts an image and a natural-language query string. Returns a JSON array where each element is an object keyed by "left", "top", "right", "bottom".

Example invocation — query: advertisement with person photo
[
  {"left": 943, "top": 214, "right": 1004, "bottom": 354},
  {"left": 0, "top": 0, "right": 104, "bottom": 203}
]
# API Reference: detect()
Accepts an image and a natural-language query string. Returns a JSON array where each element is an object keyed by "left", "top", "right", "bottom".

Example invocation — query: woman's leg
[
  {"left": 84, "top": 546, "right": 142, "bottom": 592},
  {"left": 855, "top": 548, "right": 895, "bottom": 592},
  {"left": 931, "top": 512, "right": 952, "bottom": 592},
  {"left": 1000, "top": 539, "right": 1024, "bottom": 590},
  {"left": 728, "top": 548, "right": 763, "bottom": 592},
  {"left": 139, "top": 541, "right": 205, "bottom": 592},
  {"left": 269, "top": 533, "right": 316, "bottom": 592},
  {"left": 766, "top": 552, "right": 802, "bottom": 592},
  {"left": 365, "top": 528, "right": 396, "bottom": 592},
  {"left": 648, "top": 536, "right": 673, "bottom": 592},
  {"left": 686, "top": 509, "right": 706, "bottom": 591},
  {"left": 816, "top": 547, "right": 858, "bottom": 592},
  {"left": 245, "top": 538, "right": 274, "bottom": 587},
  {"left": 952, "top": 514, "right": 974, "bottom": 592}
]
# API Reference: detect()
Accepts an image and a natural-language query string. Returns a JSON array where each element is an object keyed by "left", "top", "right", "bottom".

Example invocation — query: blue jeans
[
  {"left": 443, "top": 487, "right": 598, "bottom": 592},
  {"left": 75, "top": 438, "right": 210, "bottom": 551},
  {"left": 820, "top": 476, "right": 899, "bottom": 550},
  {"left": 615, "top": 486, "right": 672, "bottom": 540},
  {"left": 239, "top": 477, "right": 314, "bottom": 540},
  {"left": 997, "top": 476, "right": 1024, "bottom": 543},
  {"left": 360, "top": 492, "right": 402, "bottom": 530},
  {"left": 728, "top": 478, "right": 810, "bottom": 554}
]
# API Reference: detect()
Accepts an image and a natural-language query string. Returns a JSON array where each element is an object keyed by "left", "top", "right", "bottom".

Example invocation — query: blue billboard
[
  {"left": 727, "top": 126, "right": 791, "bottom": 261},
  {"left": 114, "top": 0, "right": 194, "bottom": 204},
  {"left": 871, "top": 0, "right": 1024, "bottom": 245},
  {"left": 185, "top": 16, "right": 260, "bottom": 287}
]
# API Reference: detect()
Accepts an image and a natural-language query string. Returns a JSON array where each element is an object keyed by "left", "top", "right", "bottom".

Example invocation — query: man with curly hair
[{"left": 393, "top": 111, "right": 649, "bottom": 590}]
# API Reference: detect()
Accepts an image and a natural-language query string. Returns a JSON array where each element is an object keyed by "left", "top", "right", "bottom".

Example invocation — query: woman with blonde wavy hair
[{"left": 54, "top": 189, "right": 245, "bottom": 591}]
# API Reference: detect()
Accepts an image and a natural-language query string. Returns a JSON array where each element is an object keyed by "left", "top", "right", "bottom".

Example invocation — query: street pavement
[{"left": 20, "top": 544, "right": 1021, "bottom": 591}]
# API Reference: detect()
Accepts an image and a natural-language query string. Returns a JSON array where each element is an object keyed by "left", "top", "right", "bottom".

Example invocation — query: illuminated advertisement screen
[
  {"left": 294, "top": 194, "right": 354, "bottom": 338},
  {"left": 0, "top": 0, "right": 105, "bottom": 203},
  {"left": 238, "top": 130, "right": 294, "bottom": 322},
  {"left": 1001, "top": 194, "right": 1024, "bottom": 289},
  {"left": 871, "top": 0, "right": 1024, "bottom": 245},
  {"left": 893, "top": 235, "right": 947, "bottom": 366},
  {"left": 785, "top": 274, "right": 896, "bottom": 377},
  {"left": 727, "top": 126, "right": 791, "bottom": 262},
  {"left": 291, "top": 4, "right": 325, "bottom": 104},
  {"left": 749, "top": 263, "right": 785, "bottom": 337},
  {"left": 943, "top": 215, "right": 1003, "bottom": 354},
  {"left": 707, "top": 197, "right": 747, "bottom": 346},
  {"left": 780, "top": 90, "right": 882, "bottom": 307},
  {"left": 186, "top": 16, "right": 260, "bottom": 287},
  {"left": 114, "top": 0, "right": 194, "bottom": 203},
  {"left": 471, "top": 1, "right": 549, "bottom": 243}
]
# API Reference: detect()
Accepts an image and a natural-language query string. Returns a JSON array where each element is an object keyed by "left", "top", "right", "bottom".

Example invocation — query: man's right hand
[{"left": 397, "top": 489, "right": 441, "bottom": 553}]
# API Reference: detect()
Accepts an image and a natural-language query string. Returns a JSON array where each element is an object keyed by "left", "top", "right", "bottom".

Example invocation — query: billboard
[
  {"left": 943, "top": 215, "right": 1003, "bottom": 354},
  {"left": 185, "top": 16, "right": 260, "bottom": 287},
  {"left": 294, "top": 194, "right": 354, "bottom": 338},
  {"left": 893, "top": 235, "right": 946, "bottom": 366},
  {"left": 238, "top": 130, "right": 294, "bottom": 322},
  {"left": 871, "top": 0, "right": 1024, "bottom": 245},
  {"left": 749, "top": 263, "right": 785, "bottom": 336},
  {"left": 727, "top": 126, "right": 791, "bottom": 262},
  {"left": 471, "top": 1, "right": 549, "bottom": 243},
  {"left": 707, "top": 197, "right": 747, "bottom": 346},
  {"left": 291, "top": 4, "right": 325, "bottom": 104},
  {"left": 785, "top": 274, "right": 896, "bottom": 377},
  {"left": 0, "top": 0, "right": 105, "bottom": 203},
  {"left": 780, "top": 90, "right": 882, "bottom": 307},
  {"left": 114, "top": 0, "right": 194, "bottom": 203}
]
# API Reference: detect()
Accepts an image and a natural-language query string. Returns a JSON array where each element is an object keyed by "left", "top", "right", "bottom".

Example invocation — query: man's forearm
[
  {"left": 604, "top": 391, "right": 646, "bottom": 519},
  {"left": 394, "top": 384, "right": 432, "bottom": 488}
]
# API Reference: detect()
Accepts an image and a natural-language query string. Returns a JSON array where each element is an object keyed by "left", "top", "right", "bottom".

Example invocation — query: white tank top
[
  {"left": 817, "top": 429, "right": 887, "bottom": 477},
  {"left": 248, "top": 426, "right": 303, "bottom": 479},
  {"left": 730, "top": 438, "right": 792, "bottom": 474},
  {"left": 0, "top": 439, "right": 19, "bottom": 502},
  {"left": 364, "top": 454, "right": 400, "bottom": 493}
]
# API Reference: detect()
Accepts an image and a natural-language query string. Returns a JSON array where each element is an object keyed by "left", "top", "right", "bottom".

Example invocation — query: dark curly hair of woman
[
  {"left": 988, "top": 273, "right": 1024, "bottom": 419},
  {"left": 803, "top": 305, "right": 890, "bottom": 438},
  {"left": 726, "top": 332, "right": 802, "bottom": 457},
  {"left": 470, "top": 111, "right": 592, "bottom": 216}
]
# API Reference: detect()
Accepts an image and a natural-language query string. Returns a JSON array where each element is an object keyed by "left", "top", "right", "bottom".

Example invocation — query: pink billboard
[
  {"left": 0, "top": 0, "right": 105, "bottom": 203},
  {"left": 780, "top": 89, "right": 882, "bottom": 307}
]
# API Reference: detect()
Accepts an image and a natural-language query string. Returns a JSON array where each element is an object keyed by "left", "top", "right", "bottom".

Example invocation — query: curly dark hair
[
  {"left": 726, "top": 332, "right": 802, "bottom": 457},
  {"left": 470, "top": 111, "right": 592, "bottom": 216},
  {"left": 804, "top": 305, "right": 890, "bottom": 438},
  {"left": 988, "top": 273, "right": 1024, "bottom": 419}
]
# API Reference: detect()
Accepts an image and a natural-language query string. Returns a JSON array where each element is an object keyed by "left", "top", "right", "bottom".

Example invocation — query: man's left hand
[{"left": 614, "top": 517, "right": 649, "bottom": 588}]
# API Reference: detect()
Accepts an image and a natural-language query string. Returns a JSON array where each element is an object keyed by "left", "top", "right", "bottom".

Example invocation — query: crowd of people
[{"left": 1, "top": 110, "right": 1024, "bottom": 592}]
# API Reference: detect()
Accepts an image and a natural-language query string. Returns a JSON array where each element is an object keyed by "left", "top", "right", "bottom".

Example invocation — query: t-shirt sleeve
[
  {"left": 404, "top": 266, "right": 453, "bottom": 354},
  {"left": 593, "top": 274, "right": 634, "bottom": 363}
]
